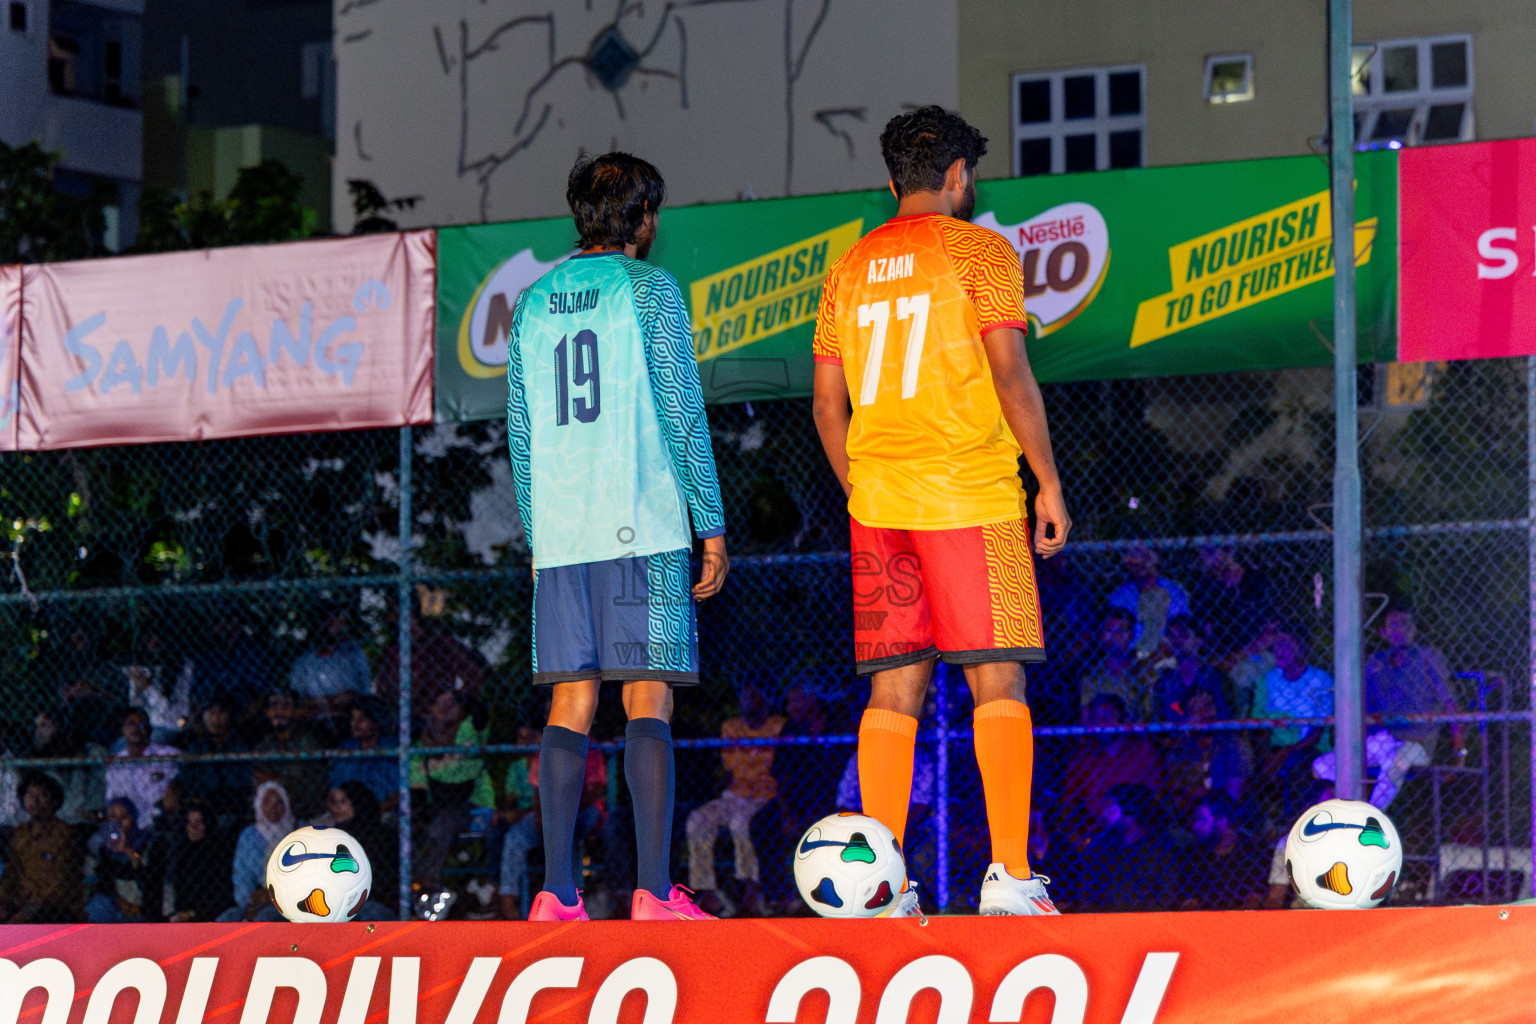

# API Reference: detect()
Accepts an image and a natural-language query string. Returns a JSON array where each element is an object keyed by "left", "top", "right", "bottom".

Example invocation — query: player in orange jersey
[{"left": 812, "top": 106, "right": 1071, "bottom": 916}]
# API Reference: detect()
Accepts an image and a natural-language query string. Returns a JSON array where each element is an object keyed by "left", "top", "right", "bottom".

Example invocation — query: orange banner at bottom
[{"left": 3, "top": 907, "right": 1533, "bottom": 1024}]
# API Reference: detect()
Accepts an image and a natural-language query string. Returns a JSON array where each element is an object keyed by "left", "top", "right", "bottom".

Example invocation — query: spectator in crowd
[
  {"left": 319, "top": 782, "right": 396, "bottom": 921},
  {"left": 1225, "top": 620, "right": 1279, "bottom": 720},
  {"left": 26, "top": 710, "right": 101, "bottom": 824},
  {"left": 1253, "top": 624, "right": 1333, "bottom": 816},
  {"left": 375, "top": 600, "right": 487, "bottom": 726},
  {"left": 181, "top": 612, "right": 272, "bottom": 727},
  {"left": 1072, "top": 783, "right": 1175, "bottom": 911},
  {"left": 289, "top": 604, "right": 372, "bottom": 740},
  {"left": 328, "top": 697, "right": 399, "bottom": 812},
  {"left": 122, "top": 627, "right": 189, "bottom": 744},
  {"left": 253, "top": 690, "right": 328, "bottom": 820},
  {"left": 1077, "top": 610, "right": 1156, "bottom": 722},
  {"left": 1191, "top": 547, "right": 1274, "bottom": 670},
  {"left": 1107, "top": 546, "right": 1190, "bottom": 660},
  {"left": 166, "top": 799, "right": 235, "bottom": 922},
  {"left": 497, "top": 725, "right": 607, "bottom": 920},
  {"left": 0, "top": 773, "right": 84, "bottom": 923},
  {"left": 686, "top": 683, "right": 787, "bottom": 917},
  {"left": 50, "top": 625, "right": 121, "bottom": 748},
  {"left": 1311, "top": 607, "right": 1461, "bottom": 809},
  {"left": 180, "top": 697, "right": 253, "bottom": 822},
  {"left": 86, "top": 797, "right": 165, "bottom": 923},
  {"left": 1059, "top": 695, "right": 1161, "bottom": 848},
  {"left": 105, "top": 707, "right": 180, "bottom": 826},
  {"left": 750, "top": 684, "right": 847, "bottom": 912},
  {"left": 1153, "top": 614, "right": 1232, "bottom": 722},
  {"left": 1181, "top": 794, "right": 1270, "bottom": 909},
  {"left": 409, "top": 690, "right": 494, "bottom": 891},
  {"left": 220, "top": 781, "right": 294, "bottom": 922},
  {"left": 1159, "top": 686, "right": 1252, "bottom": 820}
]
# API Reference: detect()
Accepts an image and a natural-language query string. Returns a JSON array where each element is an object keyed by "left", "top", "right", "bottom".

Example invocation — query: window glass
[
  {"left": 1018, "top": 78, "right": 1051, "bottom": 123},
  {"left": 1108, "top": 130, "right": 1140, "bottom": 169},
  {"left": 1382, "top": 45, "right": 1418, "bottom": 92},
  {"left": 1430, "top": 41, "right": 1468, "bottom": 89},
  {"left": 1064, "top": 75, "right": 1095, "bottom": 119},
  {"left": 1064, "top": 134, "right": 1096, "bottom": 172},
  {"left": 1018, "top": 138, "right": 1052, "bottom": 177},
  {"left": 1108, "top": 70, "right": 1141, "bottom": 115}
]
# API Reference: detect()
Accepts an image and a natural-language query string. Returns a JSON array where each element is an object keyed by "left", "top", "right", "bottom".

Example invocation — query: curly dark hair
[
  {"left": 879, "top": 105, "right": 988, "bottom": 198},
  {"left": 566, "top": 152, "right": 666, "bottom": 249}
]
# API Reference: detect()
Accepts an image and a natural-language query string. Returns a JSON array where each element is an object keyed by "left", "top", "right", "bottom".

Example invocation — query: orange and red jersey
[{"left": 814, "top": 213, "right": 1029, "bottom": 529}]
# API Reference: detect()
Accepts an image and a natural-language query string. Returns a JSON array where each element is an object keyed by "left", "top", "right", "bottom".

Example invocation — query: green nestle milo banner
[{"left": 435, "top": 151, "right": 1396, "bottom": 419}]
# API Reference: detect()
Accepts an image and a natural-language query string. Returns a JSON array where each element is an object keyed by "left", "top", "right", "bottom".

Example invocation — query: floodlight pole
[{"left": 1329, "top": 0, "right": 1364, "bottom": 801}]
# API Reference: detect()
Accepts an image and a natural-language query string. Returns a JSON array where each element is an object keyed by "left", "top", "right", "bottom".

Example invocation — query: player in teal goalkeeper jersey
[{"left": 506, "top": 153, "right": 728, "bottom": 922}]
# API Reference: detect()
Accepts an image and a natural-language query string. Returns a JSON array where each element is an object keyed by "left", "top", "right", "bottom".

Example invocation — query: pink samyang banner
[
  {"left": 1399, "top": 137, "right": 1536, "bottom": 362},
  {"left": 1, "top": 265, "right": 19, "bottom": 451},
  {"left": 16, "top": 232, "right": 435, "bottom": 450}
]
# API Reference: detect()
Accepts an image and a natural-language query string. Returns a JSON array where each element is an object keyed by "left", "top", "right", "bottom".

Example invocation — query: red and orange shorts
[{"left": 850, "top": 516, "right": 1046, "bottom": 675}]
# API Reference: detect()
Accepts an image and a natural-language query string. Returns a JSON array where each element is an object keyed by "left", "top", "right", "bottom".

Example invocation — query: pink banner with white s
[
  {"left": 1399, "top": 137, "right": 1536, "bottom": 362},
  {"left": 15, "top": 232, "right": 435, "bottom": 450}
]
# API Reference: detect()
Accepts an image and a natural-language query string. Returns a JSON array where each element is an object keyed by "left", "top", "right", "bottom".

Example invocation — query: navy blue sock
[
  {"left": 625, "top": 717, "right": 676, "bottom": 901},
  {"left": 538, "top": 725, "right": 589, "bottom": 907}
]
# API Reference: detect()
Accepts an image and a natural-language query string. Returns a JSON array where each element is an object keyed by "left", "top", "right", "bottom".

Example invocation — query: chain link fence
[{"left": 0, "top": 359, "right": 1530, "bottom": 922}]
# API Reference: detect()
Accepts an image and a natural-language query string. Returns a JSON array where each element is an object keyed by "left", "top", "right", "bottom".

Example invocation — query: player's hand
[
  {"left": 693, "top": 535, "right": 729, "bottom": 600},
  {"left": 1033, "top": 486, "right": 1072, "bottom": 558}
]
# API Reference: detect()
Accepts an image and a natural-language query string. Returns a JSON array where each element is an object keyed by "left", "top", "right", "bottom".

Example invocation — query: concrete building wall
[
  {"left": 331, "top": 0, "right": 959, "bottom": 229},
  {"left": 959, "top": 0, "right": 1536, "bottom": 180}
]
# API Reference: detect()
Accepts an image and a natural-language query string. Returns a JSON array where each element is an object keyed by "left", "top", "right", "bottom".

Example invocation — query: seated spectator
[
  {"left": 1153, "top": 614, "right": 1232, "bottom": 722},
  {"left": 1192, "top": 547, "right": 1274, "bottom": 670},
  {"left": 105, "top": 707, "right": 180, "bottom": 826},
  {"left": 1180, "top": 794, "right": 1269, "bottom": 910},
  {"left": 1072, "top": 783, "right": 1175, "bottom": 911},
  {"left": 180, "top": 698, "right": 253, "bottom": 822},
  {"left": 1311, "top": 607, "right": 1459, "bottom": 810},
  {"left": 498, "top": 725, "right": 606, "bottom": 920},
  {"left": 182, "top": 612, "right": 272, "bottom": 728},
  {"left": 1058, "top": 695, "right": 1161, "bottom": 848},
  {"left": 686, "top": 684, "right": 786, "bottom": 916},
  {"left": 1159, "top": 686, "right": 1252, "bottom": 820},
  {"left": 319, "top": 782, "right": 396, "bottom": 921},
  {"left": 750, "top": 684, "right": 848, "bottom": 911},
  {"left": 289, "top": 604, "right": 372, "bottom": 740},
  {"left": 26, "top": 710, "right": 101, "bottom": 824},
  {"left": 375, "top": 600, "right": 487, "bottom": 726},
  {"left": 50, "top": 625, "right": 123, "bottom": 749},
  {"left": 1224, "top": 620, "right": 1279, "bottom": 719},
  {"left": 253, "top": 690, "right": 328, "bottom": 820},
  {"left": 166, "top": 798, "right": 236, "bottom": 922},
  {"left": 1078, "top": 609, "right": 1157, "bottom": 721},
  {"left": 122, "top": 627, "right": 189, "bottom": 744},
  {"left": 1107, "top": 546, "right": 1190, "bottom": 660},
  {"left": 86, "top": 798, "right": 165, "bottom": 923},
  {"left": 328, "top": 697, "right": 399, "bottom": 812},
  {"left": 409, "top": 690, "right": 494, "bottom": 891},
  {"left": 219, "top": 781, "right": 295, "bottom": 922},
  {"left": 0, "top": 773, "right": 84, "bottom": 923},
  {"left": 1253, "top": 624, "right": 1333, "bottom": 816}
]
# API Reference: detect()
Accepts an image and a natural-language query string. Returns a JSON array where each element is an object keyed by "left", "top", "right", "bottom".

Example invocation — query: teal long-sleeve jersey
[{"left": 506, "top": 252, "right": 725, "bottom": 569}]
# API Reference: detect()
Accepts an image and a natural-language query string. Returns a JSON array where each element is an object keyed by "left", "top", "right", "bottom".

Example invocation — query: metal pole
[
  {"left": 396, "top": 426, "right": 414, "bottom": 919},
  {"left": 1527, "top": 355, "right": 1536, "bottom": 896},
  {"left": 1328, "top": 0, "right": 1364, "bottom": 801},
  {"left": 934, "top": 664, "right": 950, "bottom": 911}
]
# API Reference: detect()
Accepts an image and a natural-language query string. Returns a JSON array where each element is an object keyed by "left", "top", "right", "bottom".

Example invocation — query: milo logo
[
  {"left": 973, "top": 202, "right": 1110, "bottom": 337},
  {"left": 456, "top": 248, "right": 572, "bottom": 378}
]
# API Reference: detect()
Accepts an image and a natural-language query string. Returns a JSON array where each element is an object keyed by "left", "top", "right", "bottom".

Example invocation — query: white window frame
[
  {"left": 1204, "top": 53, "right": 1254, "bottom": 104},
  {"left": 1352, "top": 34, "right": 1474, "bottom": 148},
  {"left": 1011, "top": 65, "right": 1146, "bottom": 176}
]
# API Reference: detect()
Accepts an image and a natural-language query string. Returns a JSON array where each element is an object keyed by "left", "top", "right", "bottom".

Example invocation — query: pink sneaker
[
  {"left": 528, "top": 891, "right": 589, "bottom": 922},
  {"left": 631, "top": 885, "right": 716, "bottom": 921}
]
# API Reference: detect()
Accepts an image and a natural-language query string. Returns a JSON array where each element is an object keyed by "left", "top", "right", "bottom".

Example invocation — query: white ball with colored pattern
[
  {"left": 792, "top": 813, "right": 908, "bottom": 918},
  {"left": 1286, "top": 799, "right": 1403, "bottom": 910},
  {"left": 265, "top": 825, "right": 374, "bottom": 922}
]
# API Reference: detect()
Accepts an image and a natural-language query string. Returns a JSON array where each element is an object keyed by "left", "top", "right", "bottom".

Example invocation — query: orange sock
[
  {"left": 857, "top": 708, "right": 918, "bottom": 847},
  {"left": 974, "top": 699, "right": 1034, "bottom": 878}
]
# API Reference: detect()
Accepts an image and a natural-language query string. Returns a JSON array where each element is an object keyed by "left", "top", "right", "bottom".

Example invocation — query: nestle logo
[{"left": 1018, "top": 216, "right": 1087, "bottom": 247}]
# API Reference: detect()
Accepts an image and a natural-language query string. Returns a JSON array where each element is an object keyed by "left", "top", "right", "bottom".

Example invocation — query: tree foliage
[
  {"left": 136, "top": 158, "right": 317, "bottom": 252},
  {"left": 0, "top": 140, "right": 107, "bottom": 263}
]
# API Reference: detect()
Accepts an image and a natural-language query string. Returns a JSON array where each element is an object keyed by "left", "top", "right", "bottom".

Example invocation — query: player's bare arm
[
  {"left": 693, "top": 534, "right": 730, "bottom": 599},
  {"left": 982, "top": 325, "right": 1071, "bottom": 557},
  {"left": 811, "top": 361, "right": 854, "bottom": 498}
]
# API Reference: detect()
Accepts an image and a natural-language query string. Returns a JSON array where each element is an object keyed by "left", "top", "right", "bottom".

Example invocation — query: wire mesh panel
[{"left": 0, "top": 362, "right": 1530, "bottom": 923}]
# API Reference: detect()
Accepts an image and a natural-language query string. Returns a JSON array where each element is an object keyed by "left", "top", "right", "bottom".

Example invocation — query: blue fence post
[
  {"left": 396, "top": 425, "right": 414, "bottom": 920},
  {"left": 934, "top": 662, "right": 950, "bottom": 911}
]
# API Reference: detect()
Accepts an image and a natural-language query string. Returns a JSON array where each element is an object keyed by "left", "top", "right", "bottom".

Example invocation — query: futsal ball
[
  {"left": 266, "top": 825, "right": 374, "bottom": 922},
  {"left": 1285, "top": 799, "right": 1403, "bottom": 910},
  {"left": 793, "top": 813, "right": 907, "bottom": 918}
]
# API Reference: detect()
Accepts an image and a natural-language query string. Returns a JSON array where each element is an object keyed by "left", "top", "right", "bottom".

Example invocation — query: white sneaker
[
  {"left": 879, "top": 880, "right": 922, "bottom": 918},
  {"left": 978, "top": 864, "right": 1060, "bottom": 916}
]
